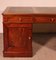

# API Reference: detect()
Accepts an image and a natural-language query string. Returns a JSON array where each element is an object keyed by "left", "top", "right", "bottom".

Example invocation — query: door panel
[
  {"left": 3, "top": 23, "right": 32, "bottom": 57},
  {"left": 8, "top": 27, "right": 32, "bottom": 49}
]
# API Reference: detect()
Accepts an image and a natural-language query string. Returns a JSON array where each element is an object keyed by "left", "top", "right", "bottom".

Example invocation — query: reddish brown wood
[
  {"left": 3, "top": 15, "right": 33, "bottom": 23},
  {"left": 34, "top": 15, "right": 56, "bottom": 23},
  {"left": 3, "top": 23, "right": 32, "bottom": 57},
  {"left": 34, "top": 16, "right": 51, "bottom": 23},
  {"left": 2, "top": 7, "right": 56, "bottom": 57},
  {"left": 2, "top": 7, "right": 33, "bottom": 57},
  {"left": 3, "top": 23, "right": 32, "bottom": 28}
]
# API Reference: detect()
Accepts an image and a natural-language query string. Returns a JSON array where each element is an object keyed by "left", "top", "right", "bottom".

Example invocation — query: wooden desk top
[{"left": 2, "top": 7, "right": 56, "bottom": 15}]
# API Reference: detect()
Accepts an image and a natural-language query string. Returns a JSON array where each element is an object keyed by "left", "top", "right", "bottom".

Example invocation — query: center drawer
[{"left": 34, "top": 15, "right": 56, "bottom": 23}]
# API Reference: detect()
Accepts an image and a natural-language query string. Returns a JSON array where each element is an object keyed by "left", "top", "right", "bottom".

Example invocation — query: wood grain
[{"left": 2, "top": 7, "right": 56, "bottom": 57}]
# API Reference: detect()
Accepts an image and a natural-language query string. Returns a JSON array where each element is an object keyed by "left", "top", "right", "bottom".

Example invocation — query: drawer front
[
  {"left": 3, "top": 15, "right": 33, "bottom": 23},
  {"left": 21, "top": 16, "right": 33, "bottom": 23},
  {"left": 3, "top": 23, "right": 32, "bottom": 28},
  {"left": 34, "top": 16, "right": 56, "bottom": 23},
  {"left": 34, "top": 16, "right": 50, "bottom": 23},
  {"left": 3, "top": 16, "right": 19, "bottom": 22}
]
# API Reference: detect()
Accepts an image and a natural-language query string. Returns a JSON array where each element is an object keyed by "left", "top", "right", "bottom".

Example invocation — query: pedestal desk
[{"left": 2, "top": 7, "right": 56, "bottom": 57}]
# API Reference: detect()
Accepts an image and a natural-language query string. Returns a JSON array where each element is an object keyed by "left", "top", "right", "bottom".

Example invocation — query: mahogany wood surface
[{"left": 2, "top": 7, "right": 56, "bottom": 57}]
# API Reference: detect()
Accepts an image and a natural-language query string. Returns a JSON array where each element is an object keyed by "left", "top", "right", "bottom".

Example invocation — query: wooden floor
[{"left": 0, "top": 33, "right": 56, "bottom": 60}]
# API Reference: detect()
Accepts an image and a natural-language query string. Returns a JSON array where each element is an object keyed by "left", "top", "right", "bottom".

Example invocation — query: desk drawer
[
  {"left": 34, "top": 16, "right": 50, "bottom": 23},
  {"left": 3, "top": 16, "right": 19, "bottom": 22},
  {"left": 34, "top": 16, "right": 56, "bottom": 23},
  {"left": 3, "top": 16, "right": 33, "bottom": 23},
  {"left": 3, "top": 23, "right": 32, "bottom": 28},
  {"left": 22, "top": 16, "right": 33, "bottom": 23}
]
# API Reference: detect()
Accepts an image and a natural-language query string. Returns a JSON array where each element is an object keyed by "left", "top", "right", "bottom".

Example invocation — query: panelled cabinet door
[
  {"left": 3, "top": 23, "right": 32, "bottom": 57},
  {"left": 8, "top": 27, "right": 32, "bottom": 49}
]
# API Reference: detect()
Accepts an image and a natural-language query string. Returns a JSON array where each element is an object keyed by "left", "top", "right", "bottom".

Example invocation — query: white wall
[{"left": 0, "top": 0, "right": 56, "bottom": 33}]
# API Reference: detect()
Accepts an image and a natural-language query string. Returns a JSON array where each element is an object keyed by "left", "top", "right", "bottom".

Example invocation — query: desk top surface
[{"left": 2, "top": 7, "right": 56, "bottom": 15}]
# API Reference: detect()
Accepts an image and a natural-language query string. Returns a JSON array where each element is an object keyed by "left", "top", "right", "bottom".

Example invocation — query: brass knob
[
  {"left": 50, "top": 18, "right": 54, "bottom": 22},
  {"left": 19, "top": 17, "right": 21, "bottom": 21},
  {"left": 28, "top": 37, "right": 31, "bottom": 40}
]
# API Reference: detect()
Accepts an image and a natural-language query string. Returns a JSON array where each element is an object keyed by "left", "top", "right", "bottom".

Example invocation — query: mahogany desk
[{"left": 2, "top": 7, "right": 56, "bottom": 57}]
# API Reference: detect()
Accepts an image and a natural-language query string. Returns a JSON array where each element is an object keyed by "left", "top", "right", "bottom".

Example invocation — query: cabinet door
[
  {"left": 3, "top": 23, "right": 32, "bottom": 52},
  {"left": 8, "top": 27, "right": 32, "bottom": 49}
]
